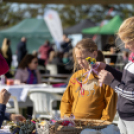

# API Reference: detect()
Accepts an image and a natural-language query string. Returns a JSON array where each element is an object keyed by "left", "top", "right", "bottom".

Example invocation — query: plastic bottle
[{"left": 0, "top": 75, "right": 6, "bottom": 85}]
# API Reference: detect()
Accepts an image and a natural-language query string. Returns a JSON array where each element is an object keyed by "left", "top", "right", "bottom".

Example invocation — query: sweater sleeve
[
  {"left": 0, "top": 54, "right": 9, "bottom": 75},
  {"left": 4, "top": 113, "right": 11, "bottom": 121},
  {"left": 105, "top": 65, "right": 122, "bottom": 82},
  {"left": 0, "top": 104, "right": 6, "bottom": 128},
  {"left": 110, "top": 78, "right": 134, "bottom": 100},
  {"left": 101, "top": 85, "right": 118, "bottom": 122},
  {"left": 60, "top": 77, "right": 74, "bottom": 118}
]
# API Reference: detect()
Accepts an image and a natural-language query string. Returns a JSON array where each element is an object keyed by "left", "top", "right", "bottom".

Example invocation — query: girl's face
[
  {"left": 122, "top": 39, "right": 134, "bottom": 52},
  {"left": 28, "top": 58, "right": 38, "bottom": 70},
  {"left": 75, "top": 48, "right": 97, "bottom": 70}
]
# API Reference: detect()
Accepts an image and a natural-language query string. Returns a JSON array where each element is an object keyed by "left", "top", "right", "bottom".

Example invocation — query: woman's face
[
  {"left": 122, "top": 39, "right": 134, "bottom": 53},
  {"left": 75, "top": 48, "right": 97, "bottom": 70},
  {"left": 28, "top": 58, "right": 38, "bottom": 70}
]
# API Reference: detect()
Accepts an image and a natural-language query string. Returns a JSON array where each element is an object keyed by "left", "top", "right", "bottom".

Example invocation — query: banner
[{"left": 44, "top": 9, "right": 63, "bottom": 43}]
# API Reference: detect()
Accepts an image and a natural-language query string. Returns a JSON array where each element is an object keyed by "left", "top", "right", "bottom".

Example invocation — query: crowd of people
[
  {"left": 0, "top": 34, "right": 74, "bottom": 85},
  {"left": 1, "top": 16, "right": 134, "bottom": 134}
]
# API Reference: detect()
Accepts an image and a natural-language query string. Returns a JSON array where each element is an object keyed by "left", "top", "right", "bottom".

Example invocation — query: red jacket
[
  {"left": 38, "top": 44, "right": 53, "bottom": 64},
  {"left": 0, "top": 54, "right": 9, "bottom": 75}
]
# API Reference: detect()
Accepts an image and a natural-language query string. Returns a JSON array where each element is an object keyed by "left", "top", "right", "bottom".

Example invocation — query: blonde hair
[
  {"left": 73, "top": 38, "right": 97, "bottom": 72},
  {"left": 1, "top": 38, "right": 10, "bottom": 58},
  {"left": 118, "top": 17, "right": 134, "bottom": 43}
]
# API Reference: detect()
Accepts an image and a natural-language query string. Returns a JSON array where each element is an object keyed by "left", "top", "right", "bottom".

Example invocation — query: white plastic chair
[
  {"left": 38, "top": 65, "right": 46, "bottom": 71},
  {"left": 6, "top": 96, "right": 19, "bottom": 114},
  {"left": 29, "top": 89, "right": 62, "bottom": 119},
  {"left": 46, "top": 64, "right": 58, "bottom": 75}
]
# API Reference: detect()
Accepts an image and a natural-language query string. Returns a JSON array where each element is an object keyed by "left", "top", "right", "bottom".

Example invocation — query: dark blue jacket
[
  {"left": 0, "top": 104, "right": 10, "bottom": 128},
  {"left": 17, "top": 41, "right": 27, "bottom": 64}
]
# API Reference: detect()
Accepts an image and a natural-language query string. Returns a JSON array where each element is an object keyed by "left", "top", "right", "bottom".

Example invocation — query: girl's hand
[{"left": 98, "top": 70, "right": 114, "bottom": 85}]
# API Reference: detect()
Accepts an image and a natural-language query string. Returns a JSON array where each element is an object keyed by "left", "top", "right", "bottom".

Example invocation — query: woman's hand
[
  {"left": 98, "top": 70, "right": 114, "bottom": 85},
  {"left": 10, "top": 114, "right": 26, "bottom": 121},
  {"left": 0, "top": 89, "right": 11, "bottom": 105}
]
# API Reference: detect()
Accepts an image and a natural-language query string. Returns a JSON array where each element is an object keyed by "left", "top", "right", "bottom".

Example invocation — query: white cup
[{"left": 105, "top": 58, "right": 111, "bottom": 64}]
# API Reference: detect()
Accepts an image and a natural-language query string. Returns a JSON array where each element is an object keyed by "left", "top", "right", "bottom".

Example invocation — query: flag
[{"left": 44, "top": 9, "right": 63, "bottom": 43}]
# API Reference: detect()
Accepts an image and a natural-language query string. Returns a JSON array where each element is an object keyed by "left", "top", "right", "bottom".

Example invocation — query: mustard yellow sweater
[{"left": 60, "top": 69, "right": 117, "bottom": 122}]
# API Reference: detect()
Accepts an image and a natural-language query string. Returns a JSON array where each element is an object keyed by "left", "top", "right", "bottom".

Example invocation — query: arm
[
  {"left": 0, "top": 54, "right": 9, "bottom": 75},
  {"left": 101, "top": 85, "right": 118, "bottom": 122},
  {"left": 110, "top": 79, "right": 134, "bottom": 100},
  {"left": 14, "top": 70, "right": 23, "bottom": 83},
  {"left": 60, "top": 80, "right": 74, "bottom": 117},
  {"left": 0, "top": 89, "right": 11, "bottom": 128},
  {"left": 105, "top": 65, "right": 122, "bottom": 82},
  {"left": 99, "top": 69, "right": 134, "bottom": 100},
  {"left": 4, "top": 113, "right": 11, "bottom": 120},
  {"left": 0, "top": 104, "right": 6, "bottom": 128}
]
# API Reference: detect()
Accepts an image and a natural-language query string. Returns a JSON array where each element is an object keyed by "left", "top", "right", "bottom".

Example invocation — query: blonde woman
[
  {"left": 1, "top": 38, "right": 12, "bottom": 69},
  {"left": 96, "top": 17, "right": 134, "bottom": 134}
]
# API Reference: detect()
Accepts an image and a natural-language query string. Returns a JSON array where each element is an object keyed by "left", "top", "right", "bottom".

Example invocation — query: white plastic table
[{"left": 0, "top": 84, "right": 66, "bottom": 108}]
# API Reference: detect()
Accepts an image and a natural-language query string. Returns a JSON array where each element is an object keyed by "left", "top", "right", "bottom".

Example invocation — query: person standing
[
  {"left": 17, "top": 37, "right": 27, "bottom": 64},
  {"left": 1, "top": 38, "right": 12, "bottom": 69},
  {"left": 1, "top": 38, "right": 13, "bottom": 78},
  {"left": 96, "top": 17, "right": 134, "bottom": 134},
  {"left": 38, "top": 40, "right": 53, "bottom": 65}
]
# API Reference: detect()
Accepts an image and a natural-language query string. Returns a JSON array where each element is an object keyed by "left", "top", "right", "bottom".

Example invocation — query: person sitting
[
  {"left": 48, "top": 51, "right": 58, "bottom": 64},
  {"left": 15, "top": 54, "right": 41, "bottom": 84},
  {"left": 0, "top": 53, "right": 25, "bottom": 127},
  {"left": 60, "top": 35, "right": 72, "bottom": 53},
  {"left": 60, "top": 38, "right": 117, "bottom": 121},
  {"left": 0, "top": 89, "right": 25, "bottom": 128}
]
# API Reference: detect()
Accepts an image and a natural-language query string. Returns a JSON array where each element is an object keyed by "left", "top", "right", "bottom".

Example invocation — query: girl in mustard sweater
[{"left": 60, "top": 38, "right": 117, "bottom": 122}]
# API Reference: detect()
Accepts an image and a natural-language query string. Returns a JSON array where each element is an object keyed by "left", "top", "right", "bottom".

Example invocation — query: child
[
  {"left": 60, "top": 38, "right": 117, "bottom": 122},
  {"left": 97, "top": 17, "right": 134, "bottom": 134}
]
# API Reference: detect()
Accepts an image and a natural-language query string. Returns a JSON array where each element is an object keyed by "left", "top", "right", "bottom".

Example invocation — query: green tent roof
[
  {"left": 0, "top": 18, "right": 52, "bottom": 38},
  {"left": 82, "top": 26, "right": 100, "bottom": 34},
  {"left": 82, "top": 15, "right": 123, "bottom": 35},
  {"left": 0, "top": 19, "right": 53, "bottom": 53}
]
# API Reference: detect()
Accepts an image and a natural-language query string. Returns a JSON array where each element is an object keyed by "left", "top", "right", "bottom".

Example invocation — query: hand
[
  {"left": 10, "top": 114, "right": 26, "bottom": 121},
  {"left": 98, "top": 70, "right": 114, "bottom": 85},
  {"left": 94, "top": 62, "right": 106, "bottom": 73},
  {"left": 0, "top": 89, "right": 11, "bottom": 105}
]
